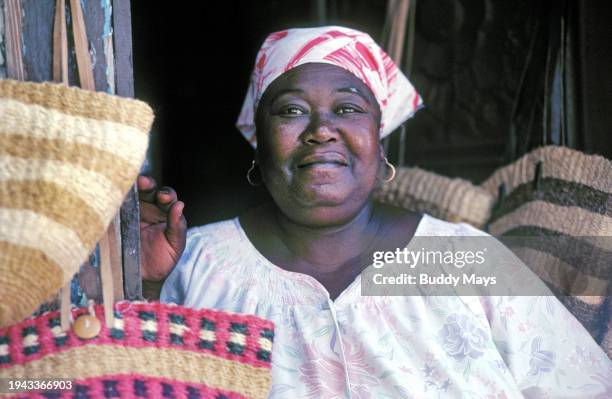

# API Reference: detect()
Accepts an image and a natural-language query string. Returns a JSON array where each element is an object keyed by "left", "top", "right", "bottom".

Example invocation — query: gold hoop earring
[
  {"left": 246, "top": 160, "right": 261, "bottom": 186},
  {"left": 383, "top": 157, "right": 396, "bottom": 183}
]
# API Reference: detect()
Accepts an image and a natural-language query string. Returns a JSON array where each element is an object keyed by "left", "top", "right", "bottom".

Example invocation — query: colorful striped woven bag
[{"left": 0, "top": 301, "right": 274, "bottom": 398}]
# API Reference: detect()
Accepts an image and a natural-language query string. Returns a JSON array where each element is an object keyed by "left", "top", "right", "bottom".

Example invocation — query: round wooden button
[{"left": 74, "top": 314, "right": 101, "bottom": 339}]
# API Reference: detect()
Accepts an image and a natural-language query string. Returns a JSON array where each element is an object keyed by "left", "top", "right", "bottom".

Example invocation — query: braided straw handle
[{"left": 52, "top": 0, "right": 117, "bottom": 331}]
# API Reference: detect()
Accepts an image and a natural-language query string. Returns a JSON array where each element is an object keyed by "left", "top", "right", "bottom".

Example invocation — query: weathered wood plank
[
  {"left": 120, "top": 186, "right": 142, "bottom": 300},
  {"left": 78, "top": 0, "right": 126, "bottom": 303},
  {"left": 112, "top": 0, "right": 133, "bottom": 97},
  {"left": 19, "top": 0, "right": 54, "bottom": 82},
  {"left": 82, "top": 0, "right": 113, "bottom": 92},
  {"left": 109, "top": 214, "right": 125, "bottom": 301},
  {"left": 113, "top": 0, "right": 142, "bottom": 300},
  {"left": 0, "top": 0, "right": 6, "bottom": 79},
  {"left": 4, "top": 0, "right": 26, "bottom": 80}
]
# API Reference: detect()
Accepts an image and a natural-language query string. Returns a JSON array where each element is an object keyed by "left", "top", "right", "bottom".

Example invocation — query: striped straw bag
[
  {"left": 375, "top": 166, "right": 495, "bottom": 229},
  {"left": 481, "top": 145, "right": 611, "bottom": 350},
  {"left": 0, "top": 71, "right": 153, "bottom": 327}
]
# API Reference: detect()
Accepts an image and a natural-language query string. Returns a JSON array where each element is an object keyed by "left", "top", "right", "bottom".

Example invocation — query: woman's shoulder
[
  {"left": 187, "top": 217, "right": 242, "bottom": 241},
  {"left": 180, "top": 217, "right": 252, "bottom": 261},
  {"left": 416, "top": 213, "right": 491, "bottom": 237},
  {"left": 374, "top": 202, "right": 490, "bottom": 237},
  {"left": 161, "top": 217, "right": 256, "bottom": 304},
  {"left": 185, "top": 217, "right": 251, "bottom": 248}
]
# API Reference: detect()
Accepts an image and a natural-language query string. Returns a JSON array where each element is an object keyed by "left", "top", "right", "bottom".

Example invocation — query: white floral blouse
[{"left": 161, "top": 214, "right": 612, "bottom": 398}]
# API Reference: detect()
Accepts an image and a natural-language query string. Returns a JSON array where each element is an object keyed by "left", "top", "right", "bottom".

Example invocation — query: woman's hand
[{"left": 137, "top": 175, "right": 187, "bottom": 283}]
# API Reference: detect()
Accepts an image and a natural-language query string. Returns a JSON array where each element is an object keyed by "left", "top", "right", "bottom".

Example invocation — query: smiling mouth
[
  {"left": 298, "top": 160, "right": 348, "bottom": 168},
  {"left": 296, "top": 152, "right": 349, "bottom": 169}
]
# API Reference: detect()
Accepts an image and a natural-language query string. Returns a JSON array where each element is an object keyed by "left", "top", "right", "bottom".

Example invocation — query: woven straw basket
[
  {"left": 0, "top": 79, "right": 154, "bottom": 328},
  {"left": 481, "top": 145, "right": 612, "bottom": 353},
  {"left": 375, "top": 166, "right": 495, "bottom": 228},
  {"left": 0, "top": 301, "right": 274, "bottom": 398}
]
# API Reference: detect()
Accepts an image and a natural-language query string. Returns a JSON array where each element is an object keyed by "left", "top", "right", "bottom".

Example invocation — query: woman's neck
[
  {"left": 272, "top": 201, "right": 381, "bottom": 272},
  {"left": 240, "top": 201, "right": 422, "bottom": 285}
]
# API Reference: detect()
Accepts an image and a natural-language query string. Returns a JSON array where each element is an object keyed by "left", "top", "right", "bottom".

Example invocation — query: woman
[{"left": 138, "top": 27, "right": 611, "bottom": 398}]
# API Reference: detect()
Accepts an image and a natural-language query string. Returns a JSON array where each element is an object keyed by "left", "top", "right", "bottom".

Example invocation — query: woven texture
[
  {"left": 481, "top": 145, "right": 611, "bottom": 354},
  {"left": 0, "top": 301, "right": 274, "bottom": 398},
  {"left": 374, "top": 166, "right": 495, "bottom": 228},
  {"left": 0, "top": 79, "right": 154, "bottom": 328}
]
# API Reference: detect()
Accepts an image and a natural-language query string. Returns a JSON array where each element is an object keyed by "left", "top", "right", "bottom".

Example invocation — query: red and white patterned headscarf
[{"left": 236, "top": 26, "right": 423, "bottom": 148}]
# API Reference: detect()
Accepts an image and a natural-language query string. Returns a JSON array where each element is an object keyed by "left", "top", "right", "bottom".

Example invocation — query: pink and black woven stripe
[{"left": 0, "top": 302, "right": 274, "bottom": 399}]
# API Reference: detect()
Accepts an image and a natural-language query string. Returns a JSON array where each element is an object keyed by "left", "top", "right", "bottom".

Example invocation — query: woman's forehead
[{"left": 262, "top": 63, "right": 377, "bottom": 102}]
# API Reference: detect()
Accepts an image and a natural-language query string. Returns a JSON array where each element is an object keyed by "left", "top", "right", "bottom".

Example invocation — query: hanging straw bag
[{"left": 0, "top": 0, "right": 153, "bottom": 328}]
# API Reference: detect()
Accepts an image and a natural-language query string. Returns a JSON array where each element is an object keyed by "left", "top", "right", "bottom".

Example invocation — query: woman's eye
[
  {"left": 280, "top": 106, "right": 306, "bottom": 116},
  {"left": 336, "top": 105, "right": 360, "bottom": 114}
]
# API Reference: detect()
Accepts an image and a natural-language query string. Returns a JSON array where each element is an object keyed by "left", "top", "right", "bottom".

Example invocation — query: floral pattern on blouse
[{"left": 161, "top": 214, "right": 612, "bottom": 398}]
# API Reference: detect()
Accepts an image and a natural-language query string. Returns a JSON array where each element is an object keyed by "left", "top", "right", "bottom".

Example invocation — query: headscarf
[{"left": 236, "top": 26, "right": 422, "bottom": 148}]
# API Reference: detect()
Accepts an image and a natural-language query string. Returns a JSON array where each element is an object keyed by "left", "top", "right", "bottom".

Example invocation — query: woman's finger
[
  {"left": 140, "top": 201, "right": 167, "bottom": 224},
  {"left": 137, "top": 175, "right": 158, "bottom": 203},
  {"left": 165, "top": 201, "right": 187, "bottom": 254},
  {"left": 156, "top": 186, "right": 178, "bottom": 213}
]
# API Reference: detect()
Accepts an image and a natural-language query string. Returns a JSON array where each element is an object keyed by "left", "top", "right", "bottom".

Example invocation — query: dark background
[{"left": 131, "top": 0, "right": 612, "bottom": 227}]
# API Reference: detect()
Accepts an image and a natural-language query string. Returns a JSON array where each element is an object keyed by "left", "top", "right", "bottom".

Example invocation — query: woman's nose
[{"left": 302, "top": 112, "right": 338, "bottom": 145}]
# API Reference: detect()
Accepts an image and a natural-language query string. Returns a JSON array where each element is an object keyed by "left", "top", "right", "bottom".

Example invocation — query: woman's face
[{"left": 255, "top": 63, "right": 384, "bottom": 226}]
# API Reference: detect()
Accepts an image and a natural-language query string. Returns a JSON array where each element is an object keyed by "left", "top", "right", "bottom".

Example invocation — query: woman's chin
[
  {"left": 281, "top": 204, "right": 359, "bottom": 228},
  {"left": 278, "top": 185, "right": 367, "bottom": 225},
  {"left": 294, "top": 183, "right": 352, "bottom": 206}
]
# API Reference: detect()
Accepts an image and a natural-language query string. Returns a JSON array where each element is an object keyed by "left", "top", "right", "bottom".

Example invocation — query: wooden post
[{"left": 112, "top": 0, "right": 143, "bottom": 300}]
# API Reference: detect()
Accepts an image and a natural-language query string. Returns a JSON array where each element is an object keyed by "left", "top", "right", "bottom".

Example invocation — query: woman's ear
[{"left": 378, "top": 144, "right": 386, "bottom": 162}]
